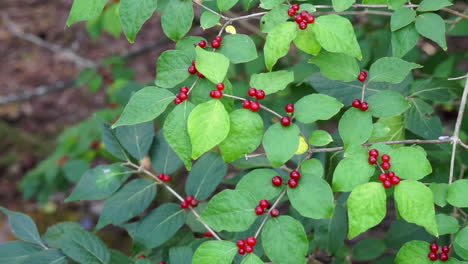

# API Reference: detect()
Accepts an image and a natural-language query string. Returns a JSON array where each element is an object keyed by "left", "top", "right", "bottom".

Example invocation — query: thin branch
[
  {"left": 442, "top": 7, "right": 468, "bottom": 20},
  {"left": 192, "top": 0, "right": 228, "bottom": 20},
  {"left": 313, "top": 4, "right": 418, "bottom": 9},
  {"left": 222, "top": 94, "right": 284, "bottom": 119},
  {"left": 230, "top": 12, "right": 268, "bottom": 21},
  {"left": 448, "top": 74, "right": 468, "bottom": 81},
  {"left": 361, "top": 82, "right": 367, "bottom": 102},
  {"left": 254, "top": 189, "right": 287, "bottom": 238},
  {"left": 190, "top": 208, "right": 222, "bottom": 240},
  {"left": 316, "top": 10, "right": 392, "bottom": 16}
]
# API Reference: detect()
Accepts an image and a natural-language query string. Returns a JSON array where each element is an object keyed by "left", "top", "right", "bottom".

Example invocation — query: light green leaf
[
  {"left": 392, "top": 24, "right": 419, "bottom": 58},
  {"left": 193, "top": 241, "right": 237, "bottom": 264},
  {"left": 264, "top": 22, "right": 297, "bottom": 71},
  {"left": 0, "top": 241, "right": 42, "bottom": 264},
  {"left": 394, "top": 180, "right": 438, "bottom": 236},
  {"left": 200, "top": 11, "right": 220, "bottom": 29},
  {"left": 65, "top": 164, "right": 132, "bottom": 202},
  {"left": 188, "top": 100, "right": 230, "bottom": 159},
  {"left": 338, "top": 108, "right": 373, "bottom": 147},
  {"left": 236, "top": 169, "right": 284, "bottom": 200},
  {"left": 300, "top": 158, "right": 324, "bottom": 177},
  {"left": 436, "top": 214, "right": 459, "bottom": 235},
  {"left": 112, "top": 87, "right": 174, "bottom": 128},
  {"left": 369, "top": 57, "right": 422, "bottom": 84},
  {"left": 294, "top": 94, "right": 343, "bottom": 123},
  {"left": 447, "top": 179, "right": 468, "bottom": 208},
  {"left": 115, "top": 121, "right": 154, "bottom": 160},
  {"left": 429, "top": 183, "right": 449, "bottom": 207},
  {"left": 58, "top": 229, "right": 110, "bottom": 264},
  {"left": 0, "top": 208, "right": 45, "bottom": 247},
  {"left": 395, "top": 241, "right": 432, "bottom": 264},
  {"left": 217, "top": 34, "right": 258, "bottom": 64},
  {"left": 388, "top": 146, "right": 432, "bottom": 180},
  {"left": 332, "top": 0, "right": 355, "bottom": 12},
  {"left": 261, "top": 216, "right": 308, "bottom": 264},
  {"left": 391, "top": 8, "right": 416, "bottom": 31},
  {"left": 415, "top": 13, "right": 447, "bottom": 50},
  {"left": 249, "top": 70, "right": 294, "bottom": 95},
  {"left": 241, "top": 253, "right": 264, "bottom": 264},
  {"left": 260, "top": 5, "right": 290, "bottom": 33},
  {"left": 347, "top": 182, "right": 387, "bottom": 239},
  {"left": 417, "top": 0, "right": 452, "bottom": 12},
  {"left": 201, "top": 189, "right": 258, "bottom": 232},
  {"left": 263, "top": 123, "right": 300, "bottom": 167},
  {"left": 309, "top": 130, "right": 333, "bottom": 146},
  {"left": 161, "top": 0, "right": 193, "bottom": 41},
  {"left": 66, "top": 0, "right": 107, "bottom": 26},
  {"left": 454, "top": 227, "right": 468, "bottom": 260},
  {"left": 155, "top": 50, "right": 192, "bottom": 88},
  {"left": 150, "top": 131, "right": 184, "bottom": 174},
  {"left": 219, "top": 109, "right": 264, "bottom": 162},
  {"left": 294, "top": 26, "right": 321, "bottom": 55},
  {"left": 260, "top": 0, "right": 285, "bottom": 10},
  {"left": 186, "top": 153, "right": 227, "bottom": 200},
  {"left": 314, "top": 15, "right": 362, "bottom": 59},
  {"left": 120, "top": 0, "right": 158, "bottom": 42},
  {"left": 368, "top": 90, "right": 410, "bottom": 118},
  {"left": 309, "top": 52, "right": 360, "bottom": 82},
  {"left": 195, "top": 46, "right": 230, "bottom": 84},
  {"left": 218, "top": 0, "right": 240, "bottom": 11}
]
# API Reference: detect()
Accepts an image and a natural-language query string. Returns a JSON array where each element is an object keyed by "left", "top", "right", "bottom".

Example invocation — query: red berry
[
  {"left": 259, "top": 199, "right": 269, "bottom": 209},
  {"left": 190, "top": 199, "right": 199, "bottom": 207},
  {"left": 211, "top": 40, "right": 221, "bottom": 49},
  {"left": 238, "top": 248, "right": 246, "bottom": 255},
  {"left": 368, "top": 156, "right": 378, "bottom": 164},
  {"left": 381, "top": 162, "right": 391, "bottom": 170},
  {"left": 163, "top": 174, "right": 171, "bottom": 182},
  {"left": 181, "top": 201, "right": 189, "bottom": 209},
  {"left": 287, "top": 8, "right": 296, "bottom": 17},
  {"left": 390, "top": 176, "right": 400, "bottom": 185},
  {"left": 381, "top": 154, "right": 390, "bottom": 162},
  {"left": 255, "top": 89, "right": 265, "bottom": 100},
  {"left": 300, "top": 11, "right": 309, "bottom": 19},
  {"left": 285, "top": 104, "right": 295, "bottom": 113},
  {"left": 306, "top": 15, "right": 315, "bottom": 24},
  {"left": 138, "top": 254, "right": 146, "bottom": 258},
  {"left": 185, "top": 195, "right": 194, "bottom": 203},
  {"left": 197, "top": 72, "right": 205, "bottom": 78},
  {"left": 216, "top": 83, "right": 225, "bottom": 91},
  {"left": 291, "top": 4, "right": 300, "bottom": 11},
  {"left": 439, "top": 253, "right": 448, "bottom": 261},
  {"left": 290, "top": 170, "right": 301, "bottom": 180},
  {"left": 379, "top": 173, "right": 388, "bottom": 182},
  {"left": 299, "top": 21, "right": 308, "bottom": 30},
  {"left": 428, "top": 252, "right": 437, "bottom": 261},
  {"left": 246, "top": 236, "right": 257, "bottom": 246},
  {"left": 188, "top": 65, "right": 197, "bottom": 74},
  {"left": 178, "top": 92, "right": 188, "bottom": 101},
  {"left": 388, "top": 171, "right": 395, "bottom": 178},
  {"left": 295, "top": 15, "right": 303, "bottom": 24},
  {"left": 192, "top": 60, "right": 196, "bottom": 66},
  {"left": 237, "top": 239, "right": 246, "bottom": 248},
  {"left": 198, "top": 40, "right": 207, "bottom": 48},
  {"left": 205, "top": 231, "right": 213, "bottom": 237},
  {"left": 442, "top": 246, "right": 450, "bottom": 254},
  {"left": 250, "top": 101, "right": 260, "bottom": 112},
  {"left": 174, "top": 98, "right": 182, "bottom": 105},
  {"left": 369, "top": 149, "right": 379, "bottom": 157},
  {"left": 360, "top": 70, "right": 368, "bottom": 77},
  {"left": 272, "top": 176, "right": 283, "bottom": 186},
  {"left": 215, "top": 36, "right": 222, "bottom": 42},
  {"left": 270, "top": 208, "right": 280, "bottom": 217},
  {"left": 383, "top": 180, "right": 392, "bottom": 188},
  {"left": 360, "top": 102, "right": 369, "bottom": 111},
  {"left": 243, "top": 99, "right": 251, "bottom": 109},
  {"left": 158, "top": 262, "right": 166, "bottom": 264},
  {"left": 288, "top": 178, "right": 298, "bottom": 188},
  {"left": 180, "top": 86, "right": 189, "bottom": 93},
  {"left": 210, "top": 90, "right": 223, "bottom": 99},
  {"left": 352, "top": 99, "right": 362, "bottom": 108},
  {"left": 157, "top": 173, "right": 165, "bottom": 180},
  {"left": 255, "top": 206, "right": 265, "bottom": 215},
  {"left": 358, "top": 71, "right": 367, "bottom": 82},
  {"left": 244, "top": 245, "right": 254, "bottom": 253},
  {"left": 248, "top": 88, "right": 257, "bottom": 97},
  {"left": 430, "top": 243, "right": 439, "bottom": 253},
  {"left": 281, "top": 116, "right": 291, "bottom": 126}
]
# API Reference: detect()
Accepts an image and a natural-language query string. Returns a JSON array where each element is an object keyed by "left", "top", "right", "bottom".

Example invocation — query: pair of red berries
[
  {"left": 379, "top": 171, "right": 400, "bottom": 188},
  {"left": 428, "top": 243, "right": 450, "bottom": 261},
  {"left": 237, "top": 236, "right": 256, "bottom": 255},
  {"left": 294, "top": 10, "right": 315, "bottom": 30},
  {"left": 288, "top": 170, "right": 301, "bottom": 188},
  {"left": 352, "top": 99, "right": 369, "bottom": 111},
  {"left": 248, "top": 88, "right": 265, "bottom": 100},
  {"left": 242, "top": 100, "right": 260, "bottom": 112},
  {"left": 188, "top": 60, "right": 205, "bottom": 78},
  {"left": 180, "top": 195, "right": 199, "bottom": 209},
  {"left": 210, "top": 82, "right": 225, "bottom": 99},
  {"left": 368, "top": 149, "right": 391, "bottom": 169},
  {"left": 174, "top": 86, "right": 189, "bottom": 105},
  {"left": 255, "top": 199, "right": 270, "bottom": 215},
  {"left": 357, "top": 70, "right": 368, "bottom": 82},
  {"left": 198, "top": 35, "right": 223, "bottom": 49},
  {"left": 157, "top": 173, "right": 171, "bottom": 182},
  {"left": 280, "top": 103, "right": 295, "bottom": 127}
]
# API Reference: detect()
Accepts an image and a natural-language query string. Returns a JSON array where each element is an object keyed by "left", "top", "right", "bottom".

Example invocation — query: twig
[
  {"left": 192, "top": 0, "right": 229, "bottom": 20},
  {"left": 361, "top": 82, "right": 367, "bottom": 102},
  {"left": 222, "top": 94, "right": 283, "bottom": 119},
  {"left": 448, "top": 74, "right": 468, "bottom": 81},
  {"left": 442, "top": 7, "right": 468, "bottom": 20},
  {"left": 254, "top": 189, "right": 287, "bottom": 238},
  {"left": 316, "top": 10, "right": 392, "bottom": 16}
]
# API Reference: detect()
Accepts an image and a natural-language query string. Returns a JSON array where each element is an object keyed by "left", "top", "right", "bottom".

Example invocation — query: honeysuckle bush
[{"left": 2, "top": 0, "right": 468, "bottom": 263}]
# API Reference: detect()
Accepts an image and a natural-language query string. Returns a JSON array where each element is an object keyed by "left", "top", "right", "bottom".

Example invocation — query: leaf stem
[
  {"left": 254, "top": 189, "right": 287, "bottom": 238},
  {"left": 222, "top": 94, "right": 284, "bottom": 119}
]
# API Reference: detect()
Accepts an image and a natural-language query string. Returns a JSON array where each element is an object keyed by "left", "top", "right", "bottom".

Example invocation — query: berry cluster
[
  {"left": 198, "top": 36, "right": 223, "bottom": 49},
  {"left": 174, "top": 86, "right": 189, "bottom": 105},
  {"left": 255, "top": 199, "right": 270, "bottom": 215},
  {"left": 157, "top": 173, "right": 171, "bottom": 182},
  {"left": 188, "top": 60, "right": 205, "bottom": 78},
  {"left": 242, "top": 88, "right": 264, "bottom": 112},
  {"left": 236, "top": 236, "right": 257, "bottom": 255},
  {"left": 288, "top": 170, "right": 301, "bottom": 188},
  {"left": 351, "top": 99, "right": 369, "bottom": 111},
  {"left": 287, "top": 4, "right": 315, "bottom": 30},
  {"left": 368, "top": 149, "right": 400, "bottom": 188},
  {"left": 180, "top": 195, "right": 199, "bottom": 209},
  {"left": 281, "top": 103, "right": 295, "bottom": 127},
  {"left": 210, "top": 82, "right": 225, "bottom": 99},
  {"left": 357, "top": 70, "right": 368, "bottom": 82},
  {"left": 428, "top": 243, "right": 450, "bottom": 261}
]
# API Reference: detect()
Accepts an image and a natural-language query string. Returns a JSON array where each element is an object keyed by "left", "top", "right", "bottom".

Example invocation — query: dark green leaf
[
  {"left": 43, "top": 222, "right": 84, "bottom": 248},
  {"left": 98, "top": 119, "right": 128, "bottom": 160},
  {"left": 161, "top": 0, "right": 194, "bottom": 41},
  {"left": 0, "top": 241, "right": 42, "bottom": 264},
  {"left": 417, "top": 0, "right": 452, "bottom": 12},
  {"left": 0, "top": 207, "right": 45, "bottom": 247},
  {"left": 392, "top": 24, "right": 419, "bottom": 58},
  {"left": 454, "top": 227, "right": 468, "bottom": 260},
  {"left": 169, "top": 246, "right": 193, "bottom": 264},
  {"left": 368, "top": 90, "right": 410, "bottom": 118},
  {"left": 20, "top": 249, "right": 68, "bottom": 264},
  {"left": 415, "top": 13, "right": 447, "bottom": 50},
  {"left": 436, "top": 214, "right": 459, "bottom": 235},
  {"left": 120, "top": 0, "right": 158, "bottom": 42},
  {"left": 150, "top": 131, "right": 183, "bottom": 174},
  {"left": 62, "top": 159, "right": 89, "bottom": 183},
  {"left": 218, "top": 0, "right": 240, "bottom": 11},
  {"left": 116, "top": 121, "right": 154, "bottom": 160},
  {"left": 58, "top": 229, "right": 110, "bottom": 264},
  {"left": 369, "top": 57, "right": 422, "bottom": 84},
  {"left": 186, "top": 152, "right": 227, "bottom": 200},
  {"left": 405, "top": 98, "right": 443, "bottom": 139},
  {"left": 352, "top": 239, "right": 386, "bottom": 261},
  {"left": 260, "top": 5, "right": 289, "bottom": 33}
]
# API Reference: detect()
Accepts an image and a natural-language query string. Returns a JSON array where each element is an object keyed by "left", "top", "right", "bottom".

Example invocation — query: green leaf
[
  {"left": 102, "top": 3, "right": 121, "bottom": 37},
  {"left": 294, "top": 26, "right": 321, "bottom": 55},
  {"left": 395, "top": 241, "right": 432, "bottom": 264},
  {"left": 169, "top": 246, "right": 193, "bottom": 264},
  {"left": 299, "top": 158, "right": 324, "bottom": 177},
  {"left": 192, "top": 241, "right": 237, "bottom": 264},
  {"left": 264, "top": 22, "right": 297, "bottom": 71},
  {"left": 236, "top": 169, "right": 285, "bottom": 200},
  {"left": 250, "top": 70, "right": 294, "bottom": 95},
  {"left": 188, "top": 100, "right": 230, "bottom": 159},
  {"left": 392, "top": 24, "right": 419, "bottom": 58},
  {"left": 338, "top": 108, "right": 373, "bottom": 147},
  {"left": 261, "top": 216, "right": 308, "bottom": 264},
  {"left": 219, "top": 109, "right": 264, "bottom": 162},
  {"left": 96, "top": 179, "right": 157, "bottom": 229},
  {"left": 332, "top": 0, "right": 355, "bottom": 12},
  {"left": 43, "top": 222, "right": 85, "bottom": 248},
  {"left": 66, "top": 0, "right": 107, "bottom": 26},
  {"left": 20, "top": 249, "right": 68, "bottom": 264},
  {"left": 314, "top": 15, "right": 362, "bottom": 59},
  {"left": 417, "top": 0, "right": 452, "bottom": 12},
  {"left": 186, "top": 153, "right": 227, "bottom": 200},
  {"left": 415, "top": 13, "right": 447, "bottom": 50},
  {"left": 391, "top": 8, "right": 416, "bottom": 31},
  {"left": 405, "top": 98, "right": 443, "bottom": 139},
  {"left": 134, "top": 203, "right": 186, "bottom": 248},
  {"left": 294, "top": 94, "right": 343, "bottom": 123},
  {"left": 332, "top": 147, "right": 376, "bottom": 192},
  {"left": 163, "top": 101, "right": 195, "bottom": 170},
  {"left": 309, "top": 52, "right": 359, "bottom": 82},
  {"left": 410, "top": 78, "right": 457, "bottom": 103},
  {"left": 115, "top": 121, "right": 154, "bottom": 160},
  {"left": 263, "top": 123, "right": 300, "bottom": 167},
  {"left": 352, "top": 238, "right": 386, "bottom": 261},
  {"left": 347, "top": 182, "right": 387, "bottom": 239},
  {"left": 0, "top": 241, "right": 42, "bottom": 264},
  {"left": 260, "top": 5, "right": 290, "bottom": 33},
  {"left": 112, "top": 87, "right": 174, "bottom": 128},
  {"left": 200, "top": 11, "right": 220, "bottom": 29},
  {"left": 447, "top": 179, "right": 468, "bottom": 208},
  {"left": 58, "top": 229, "right": 110, "bottom": 264},
  {"left": 429, "top": 183, "right": 449, "bottom": 207},
  {"left": 388, "top": 146, "right": 432, "bottom": 180},
  {"left": 98, "top": 119, "right": 128, "bottom": 160},
  {"left": 0, "top": 208, "right": 46, "bottom": 247},
  {"left": 436, "top": 214, "right": 459, "bottom": 235},
  {"left": 217, "top": 34, "right": 258, "bottom": 64},
  {"left": 120, "top": 0, "right": 158, "bottom": 42},
  {"left": 241, "top": 253, "right": 264, "bottom": 264},
  {"left": 62, "top": 159, "right": 89, "bottom": 183},
  {"left": 155, "top": 50, "right": 192, "bottom": 88},
  {"left": 260, "top": 0, "right": 285, "bottom": 9},
  {"left": 65, "top": 164, "right": 133, "bottom": 202},
  {"left": 369, "top": 57, "right": 422, "bottom": 84},
  {"left": 394, "top": 180, "right": 438, "bottom": 236},
  {"left": 288, "top": 173, "right": 335, "bottom": 219},
  {"left": 218, "top": 0, "right": 240, "bottom": 11},
  {"left": 368, "top": 90, "right": 410, "bottom": 118},
  {"left": 201, "top": 189, "right": 257, "bottom": 232},
  {"left": 454, "top": 227, "right": 468, "bottom": 260},
  {"left": 161, "top": 0, "right": 193, "bottom": 41},
  {"left": 195, "top": 46, "right": 230, "bottom": 84},
  {"left": 309, "top": 130, "right": 333, "bottom": 146},
  {"left": 389, "top": 0, "right": 407, "bottom": 9},
  {"left": 150, "top": 131, "right": 183, "bottom": 174},
  {"left": 110, "top": 250, "right": 133, "bottom": 264}
]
